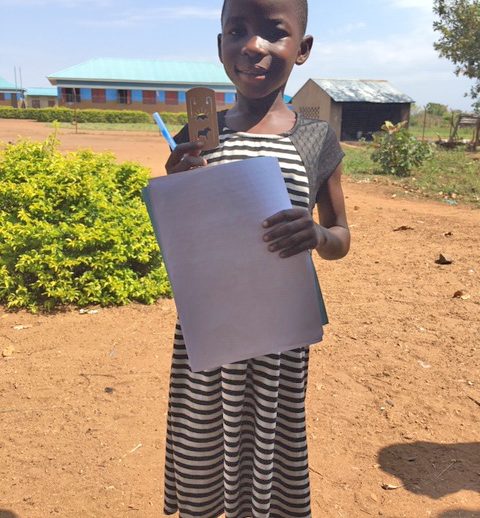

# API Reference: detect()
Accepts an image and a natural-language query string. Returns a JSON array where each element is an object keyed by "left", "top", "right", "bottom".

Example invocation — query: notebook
[{"left": 143, "top": 156, "right": 326, "bottom": 372}]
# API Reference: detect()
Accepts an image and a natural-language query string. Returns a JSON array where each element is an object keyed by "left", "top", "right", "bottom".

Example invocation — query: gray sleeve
[{"left": 316, "top": 125, "right": 344, "bottom": 194}]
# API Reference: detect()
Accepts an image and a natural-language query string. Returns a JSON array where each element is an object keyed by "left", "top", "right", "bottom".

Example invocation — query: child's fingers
[
  {"left": 278, "top": 243, "right": 314, "bottom": 258},
  {"left": 267, "top": 229, "right": 318, "bottom": 255},
  {"left": 172, "top": 155, "right": 207, "bottom": 173},
  {"left": 262, "top": 208, "right": 308, "bottom": 228},
  {"left": 165, "top": 141, "right": 206, "bottom": 174},
  {"left": 263, "top": 217, "right": 311, "bottom": 242}
]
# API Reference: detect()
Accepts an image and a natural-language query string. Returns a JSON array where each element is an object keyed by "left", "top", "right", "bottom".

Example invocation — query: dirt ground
[
  {"left": 0, "top": 119, "right": 479, "bottom": 518},
  {"left": 0, "top": 119, "right": 170, "bottom": 177}
]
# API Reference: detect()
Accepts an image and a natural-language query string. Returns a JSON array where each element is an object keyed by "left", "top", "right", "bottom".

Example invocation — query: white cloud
[
  {"left": 80, "top": 6, "right": 221, "bottom": 27},
  {"left": 287, "top": 24, "right": 473, "bottom": 109},
  {"left": 388, "top": 0, "right": 432, "bottom": 11}
]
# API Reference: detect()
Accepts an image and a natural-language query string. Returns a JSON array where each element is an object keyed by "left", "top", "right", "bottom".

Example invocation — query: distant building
[
  {"left": 0, "top": 77, "right": 25, "bottom": 108},
  {"left": 292, "top": 79, "right": 413, "bottom": 141},
  {"left": 26, "top": 87, "right": 58, "bottom": 108},
  {"left": 47, "top": 58, "right": 236, "bottom": 113}
]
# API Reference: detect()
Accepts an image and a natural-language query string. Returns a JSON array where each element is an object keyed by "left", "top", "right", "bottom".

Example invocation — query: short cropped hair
[{"left": 221, "top": 0, "right": 308, "bottom": 35}]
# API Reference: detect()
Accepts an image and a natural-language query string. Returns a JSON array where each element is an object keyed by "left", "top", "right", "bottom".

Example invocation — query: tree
[
  {"left": 433, "top": 0, "right": 480, "bottom": 110},
  {"left": 425, "top": 102, "right": 449, "bottom": 116}
]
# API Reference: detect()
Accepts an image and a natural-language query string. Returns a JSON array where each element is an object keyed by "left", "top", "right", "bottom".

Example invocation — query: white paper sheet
[{"left": 144, "top": 156, "right": 325, "bottom": 372}]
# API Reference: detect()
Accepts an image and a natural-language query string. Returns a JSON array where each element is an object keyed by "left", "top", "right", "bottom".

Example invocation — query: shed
[
  {"left": 48, "top": 58, "right": 236, "bottom": 113},
  {"left": 26, "top": 87, "right": 58, "bottom": 108},
  {"left": 292, "top": 79, "right": 413, "bottom": 141},
  {"left": 0, "top": 77, "right": 25, "bottom": 108}
]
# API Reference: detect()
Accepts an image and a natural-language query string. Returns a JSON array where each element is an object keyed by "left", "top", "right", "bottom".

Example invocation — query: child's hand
[
  {"left": 165, "top": 141, "right": 207, "bottom": 174},
  {"left": 262, "top": 208, "right": 325, "bottom": 258}
]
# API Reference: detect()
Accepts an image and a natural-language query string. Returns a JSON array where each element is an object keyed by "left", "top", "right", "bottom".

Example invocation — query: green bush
[
  {"left": 0, "top": 134, "right": 171, "bottom": 312},
  {"left": 0, "top": 106, "right": 188, "bottom": 125},
  {"left": 0, "top": 106, "right": 153, "bottom": 124},
  {"left": 372, "top": 121, "right": 434, "bottom": 177},
  {"left": 156, "top": 112, "right": 188, "bottom": 125}
]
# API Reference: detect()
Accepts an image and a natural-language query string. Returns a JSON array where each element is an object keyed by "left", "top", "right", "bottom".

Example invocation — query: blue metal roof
[
  {"left": 48, "top": 58, "right": 233, "bottom": 87},
  {"left": 26, "top": 87, "right": 58, "bottom": 97},
  {"left": 312, "top": 79, "right": 413, "bottom": 104},
  {"left": 0, "top": 77, "right": 23, "bottom": 92}
]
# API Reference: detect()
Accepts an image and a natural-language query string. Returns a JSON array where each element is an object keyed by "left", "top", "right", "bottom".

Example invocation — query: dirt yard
[
  {"left": 0, "top": 119, "right": 170, "bottom": 177},
  {"left": 0, "top": 119, "right": 479, "bottom": 518}
]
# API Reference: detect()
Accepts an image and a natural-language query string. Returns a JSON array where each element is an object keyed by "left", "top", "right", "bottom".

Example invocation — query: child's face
[{"left": 219, "top": 0, "right": 312, "bottom": 100}]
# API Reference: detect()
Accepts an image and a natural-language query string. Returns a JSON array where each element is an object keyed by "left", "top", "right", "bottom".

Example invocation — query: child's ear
[
  {"left": 217, "top": 33, "right": 223, "bottom": 63},
  {"left": 296, "top": 35, "right": 313, "bottom": 66}
]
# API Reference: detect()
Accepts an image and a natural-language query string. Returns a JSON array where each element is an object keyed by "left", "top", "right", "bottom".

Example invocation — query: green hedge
[
  {"left": 0, "top": 106, "right": 188, "bottom": 125},
  {"left": 0, "top": 106, "right": 180, "bottom": 124},
  {"left": 0, "top": 106, "right": 151, "bottom": 123},
  {"left": 0, "top": 134, "right": 172, "bottom": 311},
  {"left": 157, "top": 112, "right": 188, "bottom": 125}
]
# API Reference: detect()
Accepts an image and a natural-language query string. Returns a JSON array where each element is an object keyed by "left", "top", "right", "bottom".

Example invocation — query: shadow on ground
[
  {"left": 0, "top": 511, "right": 20, "bottom": 518},
  {"left": 436, "top": 512, "right": 480, "bottom": 518},
  {"left": 378, "top": 442, "right": 480, "bottom": 498}
]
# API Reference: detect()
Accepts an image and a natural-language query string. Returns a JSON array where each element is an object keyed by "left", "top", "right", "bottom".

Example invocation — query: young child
[{"left": 163, "top": 0, "right": 350, "bottom": 516}]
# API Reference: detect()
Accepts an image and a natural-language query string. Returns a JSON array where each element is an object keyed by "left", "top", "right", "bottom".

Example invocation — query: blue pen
[{"left": 153, "top": 112, "right": 177, "bottom": 150}]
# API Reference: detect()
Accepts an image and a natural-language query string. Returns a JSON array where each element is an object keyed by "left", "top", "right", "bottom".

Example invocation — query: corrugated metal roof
[
  {"left": 26, "top": 87, "right": 58, "bottom": 97},
  {"left": 0, "top": 77, "right": 23, "bottom": 91},
  {"left": 312, "top": 79, "right": 413, "bottom": 103},
  {"left": 48, "top": 58, "right": 233, "bottom": 86}
]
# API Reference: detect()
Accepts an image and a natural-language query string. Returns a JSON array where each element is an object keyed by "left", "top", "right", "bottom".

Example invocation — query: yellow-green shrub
[{"left": 0, "top": 134, "right": 171, "bottom": 311}]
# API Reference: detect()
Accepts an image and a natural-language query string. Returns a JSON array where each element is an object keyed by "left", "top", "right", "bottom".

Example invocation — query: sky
[{"left": 0, "top": 0, "right": 475, "bottom": 111}]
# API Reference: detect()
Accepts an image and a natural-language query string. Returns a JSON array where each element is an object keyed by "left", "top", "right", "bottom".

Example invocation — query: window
[
  {"left": 63, "top": 88, "right": 80, "bottom": 104},
  {"left": 48, "top": 100, "right": 56, "bottom": 107},
  {"left": 143, "top": 90, "right": 156, "bottom": 104},
  {"left": 118, "top": 89, "right": 131, "bottom": 104},
  {"left": 0, "top": 93, "right": 4, "bottom": 101},
  {"left": 92, "top": 89, "right": 106, "bottom": 103},
  {"left": 31, "top": 99, "right": 41, "bottom": 108},
  {"left": 62, "top": 88, "right": 80, "bottom": 104},
  {"left": 165, "top": 91, "right": 178, "bottom": 105},
  {"left": 215, "top": 92, "right": 225, "bottom": 105}
]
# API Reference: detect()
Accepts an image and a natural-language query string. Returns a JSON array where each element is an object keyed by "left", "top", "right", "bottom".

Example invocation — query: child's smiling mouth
[{"left": 236, "top": 66, "right": 268, "bottom": 78}]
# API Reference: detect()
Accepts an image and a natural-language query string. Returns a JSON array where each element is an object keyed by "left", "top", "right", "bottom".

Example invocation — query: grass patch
[
  {"left": 342, "top": 146, "right": 377, "bottom": 178},
  {"left": 48, "top": 121, "right": 184, "bottom": 135},
  {"left": 342, "top": 144, "right": 480, "bottom": 207},
  {"left": 409, "top": 125, "right": 473, "bottom": 141},
  {"left": 414, "top": 149, "right": 480, "bottom": 202}
]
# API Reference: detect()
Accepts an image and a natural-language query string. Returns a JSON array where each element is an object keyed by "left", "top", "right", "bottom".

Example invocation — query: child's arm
[
  {"left": 262, "top": 163, "right": 350, "bottom": 260},
  {"left": 313, "top": 164, "right": 350, "bottom": 260}
]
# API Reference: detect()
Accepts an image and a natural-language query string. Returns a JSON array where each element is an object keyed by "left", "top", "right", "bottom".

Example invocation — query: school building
[
  {"left": 292, "top": 79, "right": 413, "bottom": 141},
  {"left": 47, "top": 58, "right": 236, "bottom": 113},
  {"left": 25, "top": 87, "right": 58, "bottom": 108},
  {"left": 0, "top": 77, "right": 25, "bottom": 108}
]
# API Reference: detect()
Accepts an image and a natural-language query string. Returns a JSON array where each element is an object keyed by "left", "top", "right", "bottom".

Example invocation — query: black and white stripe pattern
[{"left": 164, "top": 128, "right": 313, "bottom": 518}]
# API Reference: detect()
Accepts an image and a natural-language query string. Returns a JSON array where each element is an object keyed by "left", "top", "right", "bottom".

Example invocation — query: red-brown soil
[{"left": 0, "top": 119, "right": 479, "bottom": 518}]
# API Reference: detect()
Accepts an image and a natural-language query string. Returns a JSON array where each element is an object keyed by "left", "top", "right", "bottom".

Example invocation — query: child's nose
[{"left": 242, "top": 35, "right": 268, "bottom": 57}]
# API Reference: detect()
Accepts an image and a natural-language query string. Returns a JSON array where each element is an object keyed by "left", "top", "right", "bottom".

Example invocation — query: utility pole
[
  {"left": 13, "top": 66, "right": 18, "bottom": 108},
  {"left": 421, "top": 106, "right": 427, "bottom": 142}
]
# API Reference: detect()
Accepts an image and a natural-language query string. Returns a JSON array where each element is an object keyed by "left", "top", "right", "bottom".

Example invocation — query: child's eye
[
  {"left": 265, "top": 28, "right": 289, "bottom": 42},
  {"left": 227, "top": 26, "right": 245, "bottom": 37}
]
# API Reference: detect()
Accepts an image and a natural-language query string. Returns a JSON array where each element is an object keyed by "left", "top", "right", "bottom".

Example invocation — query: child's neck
[{"left": 226, "top": 91, "right": 296, "bottom": 135}]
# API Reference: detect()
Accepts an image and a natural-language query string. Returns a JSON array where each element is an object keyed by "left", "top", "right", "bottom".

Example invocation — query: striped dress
[{"left": 164, "top": 119, "right": 334, "bottom": 518}]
